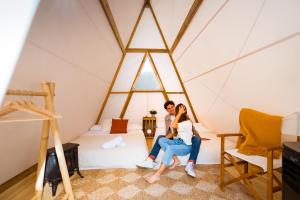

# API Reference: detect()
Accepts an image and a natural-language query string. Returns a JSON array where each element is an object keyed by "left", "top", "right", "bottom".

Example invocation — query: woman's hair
[{"left": 175, "top": 103, "right": 189, "bottom": 123}]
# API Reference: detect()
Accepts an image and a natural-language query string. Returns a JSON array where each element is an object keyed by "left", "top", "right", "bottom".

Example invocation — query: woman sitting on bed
[{"left": 145, "top": 103, "right": 193, "bottom": 183}]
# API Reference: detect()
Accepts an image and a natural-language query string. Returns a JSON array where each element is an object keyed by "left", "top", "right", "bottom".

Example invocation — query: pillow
[
  {"left": 110, "top": 119, "right": 128, "bottom": 133},
  {"left": 127, "top": 123, "right": 143, "bottom": 131},
  {"left": 89, "top": 125, "right": 110, "bottom": 134},
  {"left": 99, "top": 119, "right": 112, "bottom": 132},
  {"left": 89, "top": 125, "right": 102, "bottom": 131}
]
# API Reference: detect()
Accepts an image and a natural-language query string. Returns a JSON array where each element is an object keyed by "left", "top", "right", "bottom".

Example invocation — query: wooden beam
[
  {"left": 95, "top": 54, "right": 126, "bottom": 124},
  {"left": 99, "top": 0, "right": 125, "bottom": 53},
  {"left": 119, "top": 53, "right": 147, "bottom": 118},
  {"left": 166, "top": 92, "right": 185, "bottom": 94},
  {"left": 168, "top": 53, "right": 199, "bottom": 122},
  {"left": 170, "top": 0, "right": 204, "bottom": 53},
  {"left": 132, "top": 90, "right": 163, "bottom": 93},
  {"left": 148, "top": 3, "right": 169, "bottom": 50},
  {"left": 110, "top": 92, "right": 130, "bottom": 94},
  {"left": 119, "top": 92, "right": 133, "bottom": 119},
  {"left": 126, "top": 2, "right": 147, "bottom": 48},
  {"left": 126, "top": 48, "right": 168, "bottom": 53}
]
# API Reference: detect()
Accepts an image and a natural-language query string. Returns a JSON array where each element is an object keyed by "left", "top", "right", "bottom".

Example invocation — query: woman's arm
[{"left": 172, "top": 105, "right": 186, "bottom": 129}]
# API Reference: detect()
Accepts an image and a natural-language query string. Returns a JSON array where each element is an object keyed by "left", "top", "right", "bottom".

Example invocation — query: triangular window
[{"left": 133, "top": 57, "right": 162, "bottom": 90}]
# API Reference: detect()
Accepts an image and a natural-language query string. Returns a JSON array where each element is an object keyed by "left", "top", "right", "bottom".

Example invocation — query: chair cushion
[
  {"left": 225, "top": 149, "right": 282, "bottom": 172},
  {"left": 238, "top": 108, "right": 282, "bottom": 158}
]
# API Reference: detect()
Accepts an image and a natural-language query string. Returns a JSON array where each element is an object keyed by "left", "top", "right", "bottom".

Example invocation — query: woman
[{"left": 145, "top": 103, "right": 193, "bottom": 183}]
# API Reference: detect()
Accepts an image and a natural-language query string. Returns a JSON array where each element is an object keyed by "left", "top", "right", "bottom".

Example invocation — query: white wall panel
[
  {"left": 185, "top": 80, "right": 217, "bottom": 122},
  {"left": 80, "top": 0, "right": 121, "bottom": 56},
  {"left": 124, "top": 93, "right": 166, "bottom": 125},
  {"left": 203, "top": 98, "right": 240, "bottom": 132},
  {"left": 219, "top": 37, "right": 300, "bottom": 116},
  {"left": 176, "top": 0, "right": 263, "bottom": 81},
  {"left": 112, "top": 53, "right": 144, "bottom": 91},
  {"left": 130, "top": 8, "right": 165, "bottom": 48},
  {"left": 242, "top": 0, "right": 300, "bottom": 53},
  {"left": 108, "top": 0, "right": 144, "bottom": 45},
  {"left": 173, "top": 0, "right": 226, "bottom": 60},
  {"left": 151, "top": 0, "right": 194, "bottom": 47},
  {"left": 0, "top": 0, "right": 40, "bottom": 106},
  {"left": 101, "top": 94, "right": 128, "bottom": 119},
  {"left": 187, "top": 63, "right": 234, "bottom": 95},
  {"left": 0, "top": 41, "right": 108, "bottom": 184},
  {"left": 151, "top": 53, "right": 183, "bottom": 92},
  {"left": 28, "top": 0, "right": 121, "bottom": 83}
]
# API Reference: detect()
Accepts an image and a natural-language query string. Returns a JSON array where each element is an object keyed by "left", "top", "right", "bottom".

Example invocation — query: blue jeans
[
  {"left": 189, "top": 135, "right": 201, "bottom": 163},
  {"left": 149, "top": 135, "right": 201, "bottom": 163},
  {"left": 149, "top": 135, "right": 165, "bottom": 159},
  {"left": 158, "top": 137, "right": 192, "bottom": 165}
]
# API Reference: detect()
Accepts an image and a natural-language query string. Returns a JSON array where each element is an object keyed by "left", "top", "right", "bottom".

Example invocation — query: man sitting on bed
[{"left": 137, "top": 100, "right": 202, "bottom": 177}]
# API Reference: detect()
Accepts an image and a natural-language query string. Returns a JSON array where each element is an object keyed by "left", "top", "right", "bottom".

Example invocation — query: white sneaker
[
  {"left": 136, "top": 159, "right": 156, "bottom": 169},
  {"left": 185, "top": 163, "right": 196, "bottom": 178}
]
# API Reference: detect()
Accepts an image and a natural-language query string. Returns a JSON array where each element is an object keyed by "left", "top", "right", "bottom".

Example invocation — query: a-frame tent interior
[{"left": 0, "top": 0, "right": 300, "bottom": 199}]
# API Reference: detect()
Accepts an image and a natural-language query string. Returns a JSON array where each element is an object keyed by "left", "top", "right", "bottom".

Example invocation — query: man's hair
[{"left": 164, "top": 100, "right": 175, "bottom": 110}]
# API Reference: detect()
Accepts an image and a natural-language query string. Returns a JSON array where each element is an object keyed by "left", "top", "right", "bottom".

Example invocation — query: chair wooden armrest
[
  {"left": 217, "top": 133, "right": 243, "bottom": 138},
  {"left": 266, "top": 146, "right": 282, "bottom": 151}
]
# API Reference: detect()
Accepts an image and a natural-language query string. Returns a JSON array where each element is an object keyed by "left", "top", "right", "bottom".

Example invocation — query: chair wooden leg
[
  {"left": 220, "top": 137, "right": 225, "bottom": 190},
  {"left": 267, "top": 151, "right": 274, "bottom": 200},
  {"left": 244, "top": 162, "right": 248, "bottom": 174},
  {"left": 227, "top": 154, "right": 262, "bottom": 200},
  {"left": 34, "top": 120, "right": 50, "bottom": 200}
]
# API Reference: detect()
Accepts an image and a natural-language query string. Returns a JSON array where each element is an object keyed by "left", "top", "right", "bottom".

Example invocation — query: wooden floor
[
  {"left": 0, "top": 173, "right": 79, "bottom": 200},
  {"left": 0, "top": 166, "right": 282, "bottom": 200},
  {"left": 0, "top": 137, "right": 282, "bottom": 200},
  {"left": 0, "top": 167, "right": 282, "bottom": 200}
]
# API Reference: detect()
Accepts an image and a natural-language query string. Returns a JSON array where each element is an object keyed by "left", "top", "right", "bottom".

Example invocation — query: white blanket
[
  {"left": 102, "top": 136, "right": 125, "bottom": 149},
  {"left": 72, "top": 131, "right": 148, "bottom": 169}
]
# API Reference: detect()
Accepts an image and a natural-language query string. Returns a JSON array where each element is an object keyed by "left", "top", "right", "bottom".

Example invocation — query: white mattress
[
  {"left": 153, "top": 124, "right": 236, "bottom": 164},
  {"left": 72, "top": 130, "right": 148, "bottom": 169}
]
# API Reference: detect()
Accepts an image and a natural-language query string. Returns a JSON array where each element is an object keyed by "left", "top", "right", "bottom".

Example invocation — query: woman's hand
[{"left": 178, "top": 105, "right": 186, "bottom": 115}]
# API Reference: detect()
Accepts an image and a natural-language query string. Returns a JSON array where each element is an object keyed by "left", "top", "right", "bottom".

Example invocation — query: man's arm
[
  {"left": 165, "top": 115, "right": 174, "bottom": 138},
  {"left": 164, "top": 115, "right": 169, "bottom": 134}
]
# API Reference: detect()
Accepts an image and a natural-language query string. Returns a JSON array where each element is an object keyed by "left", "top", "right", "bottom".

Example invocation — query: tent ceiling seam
[
  {"left": 206, "top": 0, "right": 267, "bottom": 115},
  {"left": 78, "top": 0, "right": 120, "bottom": 58},
  {"left": 184, "top": 30, "right": 300, "bottom": 83},
  {"left": 175, "top": 0, "right": 230, "bottom": 62},
  {"left": 27, "top": 40, "right": 110, "bottom": 85}
]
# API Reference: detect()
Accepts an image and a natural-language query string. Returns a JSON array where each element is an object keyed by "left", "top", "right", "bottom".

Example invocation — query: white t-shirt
[{"left": 177, "top": 120, "right": 193, "bottom": 145}]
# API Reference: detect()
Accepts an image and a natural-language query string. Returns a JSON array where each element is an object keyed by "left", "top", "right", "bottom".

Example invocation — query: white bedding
[
  {"left": 72, "top": 130, "right": 148, "bottom": 169},
  {"left": 153, "top": 124, "right": 236, "bottom": 164}
]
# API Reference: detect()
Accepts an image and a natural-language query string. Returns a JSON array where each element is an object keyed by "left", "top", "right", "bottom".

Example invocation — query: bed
[
  {"left": 153, "top": 123, "right": 236, "bottom": 165},
  {"left": 72, "top": 127, "right": 148, "bottom": 169}
]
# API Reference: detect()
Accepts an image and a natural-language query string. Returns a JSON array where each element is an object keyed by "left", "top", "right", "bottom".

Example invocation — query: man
[{"left": 137, "top": 100, "right": 202, "bottom": 177}]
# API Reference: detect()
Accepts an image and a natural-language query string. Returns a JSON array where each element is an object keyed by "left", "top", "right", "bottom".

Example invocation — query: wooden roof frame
[{"left": 96, "top": 0, "right": 203, "bottom": 123}]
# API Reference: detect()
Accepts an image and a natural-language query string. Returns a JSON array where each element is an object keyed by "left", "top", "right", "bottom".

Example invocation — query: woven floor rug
[{"left": 56, "top": 165, "right": 254, "bottom": 200}]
